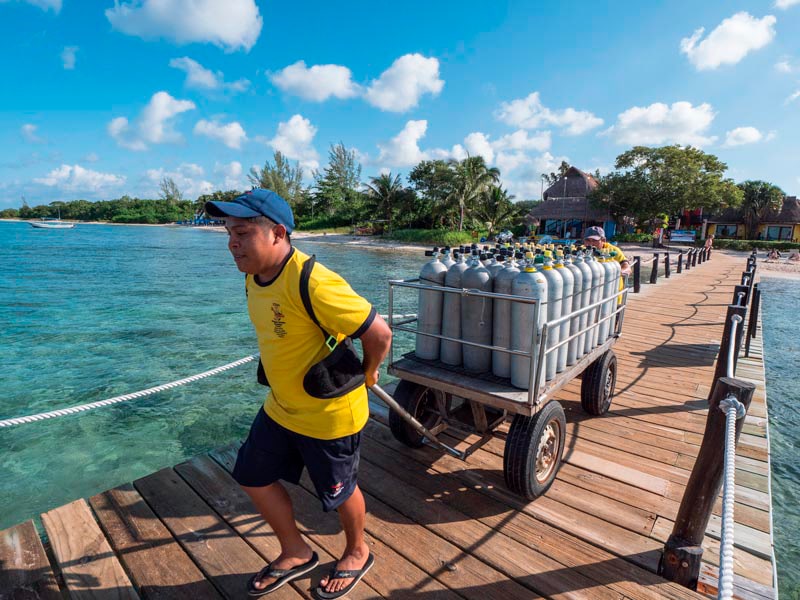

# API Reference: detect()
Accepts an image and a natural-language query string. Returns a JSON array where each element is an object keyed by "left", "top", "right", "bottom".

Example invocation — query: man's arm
[
  {"left": 358, "top": 315, "right": 392, "bottom": 387},
  {"left": 619, "top": 260, "right": 632, "bottom": 276}
]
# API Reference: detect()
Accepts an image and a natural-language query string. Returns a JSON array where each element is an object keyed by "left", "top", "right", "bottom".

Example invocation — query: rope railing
[{"left": 0, "top": 313, "right": 416, "bottom": 429}]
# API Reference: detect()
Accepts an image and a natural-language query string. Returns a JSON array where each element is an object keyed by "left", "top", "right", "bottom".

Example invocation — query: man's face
[
  {"left": 225, "top": 217, "right": 286, "bottom": 274},
  {"left": 584, "top": 237, "right": 604, "bottom": 249}
]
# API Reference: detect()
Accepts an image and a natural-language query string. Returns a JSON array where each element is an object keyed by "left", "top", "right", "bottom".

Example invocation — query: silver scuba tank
[
  {"left": 604, "top": 251, "right": 622, "bottom": 340},
  {"left": 487, "top": 254, "right": 506, "bottom": 279},
  {"left": 572, "top": 251, "right": 592, "bottom": 359},
  {"left": 585, "top": 250, "right": 605, "bottom": 350},
  {"left": 597, "top": 253, "right": 616, "bottom": 343},
  {"left": 460, "top": 253, "right": 494, "bottom": 373},
  {"left": 562, "top": 251, "right": 583, "bottom": 366},
  {"left": 538, "top": 252, "right": 563, "bottom": 381},
  {"left": 440, "top": 251, "right": 470, "bottom": 365},
  {"left": 553, "top": 252, "right": 574, "bottom": 374},
  {"left": 491, "top": 256, "right": 521, "bottom": 378},
  {"left": 440, "top": 246, "right": 456, "bottom": 268},
  {"left": 415, "top": 248, "right": 448, "bottom": 360},
  {"left": 510, "top": 254, "right": 548, "bottom": 389}
]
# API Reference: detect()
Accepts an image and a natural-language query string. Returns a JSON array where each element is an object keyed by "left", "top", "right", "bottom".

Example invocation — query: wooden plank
[
  {"left": 88, "top": 484, "right": 221, "bottom": 600},
  {"left": 0, "top": 520, "right": 61, "bottom": 600},
  {"left": 133, "top": 468, "right": 273, "bottom": 599},
  {"left": 41, "top": 499, "right": 139, "bottom": 600},
  {"left": 174, "top": 455, "right": 380, "bottom": 600}
]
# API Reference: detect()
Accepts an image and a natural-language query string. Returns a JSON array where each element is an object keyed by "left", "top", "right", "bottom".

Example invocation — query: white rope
[
  {"left": 717, "top": 393, "right": 746, "bottom": 600},
  {"left": 0, "top": 355, "right": 258, "bottom": 428}
]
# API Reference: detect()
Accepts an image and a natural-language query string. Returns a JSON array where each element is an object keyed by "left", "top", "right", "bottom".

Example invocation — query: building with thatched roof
[
  {"left": 707, "top": 196, "right": 800, "bottom": 241},
  {"left": 525, "top": 167, "right": 615, "bottom": 239}
]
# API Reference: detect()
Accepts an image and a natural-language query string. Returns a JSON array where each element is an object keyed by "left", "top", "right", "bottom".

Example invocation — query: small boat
[{"left": 29, "top": 210, "right": 75, "bottom": 229}]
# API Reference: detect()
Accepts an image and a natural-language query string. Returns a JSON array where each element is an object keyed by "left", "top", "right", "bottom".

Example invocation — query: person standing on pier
[
  {"left": 206, "top": 189, "right": 392, "bottom": 598},
  {"left": 583, "top": 225, "right": 632, "bottom": 276}
]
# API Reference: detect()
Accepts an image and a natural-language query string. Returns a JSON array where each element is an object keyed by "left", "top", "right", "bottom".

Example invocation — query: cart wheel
[
  {"left": 580, "top": 350, "right": 617, "bottom": 415},
  {"left": 503, "top": 401, "right": 566, "bottom": 499},
  {"left": 388, "top": 380, "right": 445, "bottom": 448}
]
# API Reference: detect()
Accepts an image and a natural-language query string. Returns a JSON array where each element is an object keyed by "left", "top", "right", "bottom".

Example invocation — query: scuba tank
[
  {"left": 510, "top": 253, "right": 548, "bottom": 389},
  {"left": 585, "top": 250, "right": 605, "bottom": 350},
  {"left": 487, "top": 254, "right": 506, "bottom": 279},
  {"left": 604, "top": 251, "right": 623, "bottom": 340},
  {"left": 598, "top": 251, "right": 617, "bottom": 344},
  {"left": 415, "top": 248, "right": 448, "bottom": 360},
  {"left": 461, "top": 253, "right": 494, "bottom": 373},
  {"left": 562, "top": 252, "right": 583, "bottom": 367},
  {"left": 440, "top": 246, "right": 456, "bottom": 268},
  {"left": 553, "top": 251, "right": 574, "bottom": 373},
  {"left": 572, "top": 251, "right": 592, "bottom": 359},
  {"left": 538, "top": 252, "right": 563, "bottom": 381},
  {"left": 492, "top": 254, "right": 521, "bottom": 378},
  {"left": 440, "top": 251, "right": 470, "bottom": 365}
]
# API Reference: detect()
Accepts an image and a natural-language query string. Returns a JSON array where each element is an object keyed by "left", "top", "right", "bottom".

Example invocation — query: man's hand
[{"left": 358, "top": 314, "right": 391, "bottom": 388}]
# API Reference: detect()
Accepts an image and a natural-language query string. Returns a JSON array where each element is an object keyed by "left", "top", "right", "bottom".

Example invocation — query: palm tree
[
  {"left": 474, "top": 186, "right": 517, "bottom": 239},
  {"left": 363, "top": 172, "right": 404, "bottom": 234},
  {"left": 738, "top": 180, "right": 784, "bottom": 239},
  {"left": 447, "top": 155, "right": 500, "bottom": 231}
]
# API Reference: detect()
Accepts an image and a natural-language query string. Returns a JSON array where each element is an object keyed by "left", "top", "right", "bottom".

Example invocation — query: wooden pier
[{"left": 1, "top": 251, "right": 777, "bottom": 599}]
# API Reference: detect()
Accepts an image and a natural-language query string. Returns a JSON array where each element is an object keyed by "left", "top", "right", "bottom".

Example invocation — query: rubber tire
[
  {"left": 580, "top": 350, "right": 617, "bottom": 415},
  {"left": 388, "top": 380, "right": 444, "bottom": 448},
  {"left": 503, "top": 401, "right": 566, "bottom": 500}
]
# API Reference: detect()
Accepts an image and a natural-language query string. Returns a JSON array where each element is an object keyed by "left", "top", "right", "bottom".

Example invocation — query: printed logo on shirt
[
  {"left": 330, "top": 481, "right": 345, "bottom": 497},
  {"left": 271, "top": 303, "right": 287, "bottom": 338}
]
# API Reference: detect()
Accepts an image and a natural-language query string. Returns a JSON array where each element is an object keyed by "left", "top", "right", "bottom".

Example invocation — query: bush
[
  {"left": 388, "top": 229, "right": 475, "bottom": 246},
  {"left": 612, "top": 233, "right": 654, "bottom": 243},
  {"left": 296, "top": 215, "right": 352, "bottom": 231},
  {"left": 702, "top": 239, "right": 799, "bottom": 251}
]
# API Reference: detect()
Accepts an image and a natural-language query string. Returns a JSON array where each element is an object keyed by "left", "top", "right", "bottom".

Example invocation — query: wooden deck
[{"left": 1, "top": 251, "right": 777, "bottom": 599}]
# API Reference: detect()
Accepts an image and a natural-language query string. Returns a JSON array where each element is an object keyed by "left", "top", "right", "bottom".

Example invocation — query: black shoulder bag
[{"left": 256, "top": 255, "right": 366, "bottom": 399}]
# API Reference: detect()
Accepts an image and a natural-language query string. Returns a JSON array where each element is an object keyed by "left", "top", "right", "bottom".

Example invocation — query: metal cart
[{"left": 374, "top": 278, "right": 628, "bottom": 500}]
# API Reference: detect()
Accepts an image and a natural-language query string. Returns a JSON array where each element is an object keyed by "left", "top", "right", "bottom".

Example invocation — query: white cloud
[
  {"left": 775, "top": 0, "right": 800, "bottom": 8},
  {"left": 723, "top": 126, "right": 772, "bottom": 147},
  {"left": 193, "top": 119, "right": 247, "bottom": 149},
  {"left": 463, "top": 133, "right": 495, "bottom": 164},
  {"left": 364, "top": 54, "right": 444, "bottom": 112},
  {"left": 109, "top": 91, "right": 195, "bottom": 150},
  {"left": 34, "top": 164, "right": 125, "bottom": 193},
  {"left": 265, "top": 114, "right": 320, "bottom": 171},
  {"left": 495, "top": 92, "right": 603, "bottom": 135},
  {"left": 21, "top": 124, "right": 43, "bottom": 143},
  {"left": 214, "top": 160, "right": 245, "bottom": 190},
  {"left": 680, "top": 12, "right": 777, "bottom": 70},
  {"left": 106, "top": 0, "right": 262, "bottom": 53},
  {"left": 144, "top": 163, "right": 214, "bottom": 199},
  {"left": 0, "top": 0, "right": 61, "bottom": 12},
  {"left": 604, "top": 101, "right": 717, "bottom": 146},
  {"left": 785, "top": 90, "right": 800, "bottom": 104},
  {"left": 457, "top": 129, "right": 552, "bottom": 174},
  {"left": 270, "top": 61, "right": 361, "bottom": 102},
  {"left": 774, "top": 59, "right": 793, "bottom": 73},
  {"left": 84, "top": 152, "right": 100, "bottom": 163},
  {"left": 169, "top": 56, "right": 249, "bottom": 92},
  {"left": 377, "top": 120, "right": 431, "bottom": 167},
  {"left": 61, "top": 46, "right": 78, "bottom": 70},
  {"left": 503, "top": 152, "right": 571, "bottom": 199}
]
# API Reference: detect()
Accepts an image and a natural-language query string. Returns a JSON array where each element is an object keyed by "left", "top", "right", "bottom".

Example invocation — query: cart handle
[{"left": 370, "top": 384, "right": 466, "bottom": 460}]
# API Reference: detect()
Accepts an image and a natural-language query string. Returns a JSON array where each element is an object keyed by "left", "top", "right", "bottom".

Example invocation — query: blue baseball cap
[
  {"left": 205, "top": 189, "right": 295, "bottom": 234},
  {"left": 584, "top": 226, "right": 605, "bottom": 240}
]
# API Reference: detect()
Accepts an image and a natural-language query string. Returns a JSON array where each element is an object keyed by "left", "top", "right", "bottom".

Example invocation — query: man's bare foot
[
  {"left": 319, "top": 542, "right": 370, "bottom": 594},
  {"left": 253, "top": 546, "right": 315, "bottom": 591}
]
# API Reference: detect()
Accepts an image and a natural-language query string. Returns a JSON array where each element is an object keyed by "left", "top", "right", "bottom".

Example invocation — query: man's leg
[
  {"left": 319, "top": 484, "right": 370, "bottom": 594},
  {"left": 242, "top": 482, "right": 314, "bottom": 591}
]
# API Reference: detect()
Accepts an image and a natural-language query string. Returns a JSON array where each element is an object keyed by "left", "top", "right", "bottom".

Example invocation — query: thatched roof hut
[{"left": 527, "top": 167, "right": 610, "bottom": 223}]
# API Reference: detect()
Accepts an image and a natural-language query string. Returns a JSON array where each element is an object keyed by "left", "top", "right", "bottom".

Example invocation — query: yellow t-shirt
[
  {"left": 246, "top": 247, "right": 375, "bottom": 440},
  {"left": 602, "top": 242, "right": 627, "bottom": 263}
]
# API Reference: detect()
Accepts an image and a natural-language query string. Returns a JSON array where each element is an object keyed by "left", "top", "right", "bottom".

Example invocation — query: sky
[{"left": 1, "top": 0, "right": 798, "bottom": 208}]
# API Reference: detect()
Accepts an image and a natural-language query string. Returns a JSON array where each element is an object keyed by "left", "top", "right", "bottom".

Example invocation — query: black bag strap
[{"left": 300, "top": 255, "right": 339, "bottom": 352}]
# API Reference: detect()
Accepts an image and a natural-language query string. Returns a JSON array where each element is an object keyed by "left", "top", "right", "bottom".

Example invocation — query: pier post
[
  {"left": 745, "top": 284, "right": 760, "bottom": 358},
  {"left": 692, "top": 249, "right": 698, "bottom": 267},
  {"left": 677, "top": 250, "right": 683, "bottom": 274},
  {"left": 650, "top": 253, "right": 659, "bottom": 284},
  {"left": 664, "top": 253, "right": 671, "bottom": 278},
  {"left": 697, "top": 248, "right": 703, "bottom": 264},
  {"left": 685, "top": 250, "right": 692, "bottom": 271},
  {"left": 633, "top": 256, "right": 641, "bottom": 294},
  {"left": 711, "top": 305, "right": 747, "bottom": 384},
  {"left": 660, "top": 377, "right": 756, "bottom": 589},
  {"left": 733, "top": 284, "right": 750, "bottom": 308}
]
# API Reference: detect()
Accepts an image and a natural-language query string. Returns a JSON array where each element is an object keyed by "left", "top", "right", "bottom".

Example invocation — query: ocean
[{"left": 0, "top": 221, "right": 797, "bottom": 596}]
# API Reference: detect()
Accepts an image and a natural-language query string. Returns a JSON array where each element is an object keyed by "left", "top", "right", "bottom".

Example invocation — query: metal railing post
[
  {"left": 664, "top": 253, "right": 671, "bottom": 278},
  {"left": 650, "top": 252, "right": 659, "bottom": 284},
  {"left": 744, "top": 284, "right": 760, "bottom": 357},
  {"left": 685, "top": 249, "right": 692, "bottom": 271},
  {"left": 633, "top": 256, "right": 641, "bottom": 294},
  {"left": 677, "top": 250, "right": 683, "bottom": 274},
  {"left": 692, "top": 249, "right": 698, "bottom": 267},
  {"left": 712, "top": 305, "right": 747, "bottom": 384}
]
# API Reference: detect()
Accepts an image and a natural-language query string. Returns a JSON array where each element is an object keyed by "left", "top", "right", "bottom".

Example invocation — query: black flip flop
[
  {"left": 314, "top": 553, "right": 375, "bottom": 599},
  {"left": 247, "top": 552, "right": 319, "bottom": 597}
]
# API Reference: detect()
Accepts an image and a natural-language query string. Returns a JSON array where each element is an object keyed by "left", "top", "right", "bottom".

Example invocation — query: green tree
[
  {"left": 248, "top": 151, "right": 304, "bottom": 207},
  {"left": 363, "top": 172, "right": 406, "bottom": 233},
  {"left": 590, "top": 145, "right": 742, "bottom": 231},
  {"left": 447, "top": 155, "right": 500, "bottom": 231},
  {"left": 737, "top": 180, "right": 784, "bottom": 239},
  {"left": 541, "top": 161, "right": 571, "bottom": 186},
  {"left": 312, "top": 143, "right": 362, "bottom": 221},
  {"left": 407, "top": 159, "right": 454, "bottom": 228},
  {"left": 473, "top": 186, "right": 516, "bottom": 238}
]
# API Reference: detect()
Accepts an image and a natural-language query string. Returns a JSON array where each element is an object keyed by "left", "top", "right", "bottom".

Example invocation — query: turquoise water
[
  {"left": 759, "top": 277, "right": 800, "bottom": 598},
  {"left": 0, "top": 222, "right": 420, "bottom": 529},
  {"left": 1, "top": 223, "right": 797, "bottom": 596}
]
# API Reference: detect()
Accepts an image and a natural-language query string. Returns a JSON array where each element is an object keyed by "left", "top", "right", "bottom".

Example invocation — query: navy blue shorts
[{"left": 232, "top": 408, "right": 361, "bottom": 512}]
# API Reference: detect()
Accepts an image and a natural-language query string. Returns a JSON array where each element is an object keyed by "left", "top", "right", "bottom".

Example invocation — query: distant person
[
  {"left": 583, "top": 226, "right": 632, "bottom": 276},
  {"left": 704, "top": 234, "right": 714, "bottom": 250},
  {"left": 766, "top": 249, "right": 781, "bottom": 261},
  {"left": 788, "top": 250, "right": 800, "bottom": 262},
  {"left": 205, "top": 189, "right": 391, "bottom": 598}
]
